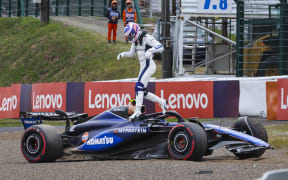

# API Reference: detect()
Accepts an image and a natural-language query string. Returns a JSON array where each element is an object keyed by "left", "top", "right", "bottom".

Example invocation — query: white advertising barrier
[{"left": 239, "top": 79, "right": 267, "bottom": 117}]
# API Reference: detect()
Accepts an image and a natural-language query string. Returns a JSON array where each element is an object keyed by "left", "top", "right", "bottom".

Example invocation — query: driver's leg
[
  {"left": 129, "top": 82, "right": 144, "bottom": 120},
  {"left": 140, "top": 60, "right": 167, "bottom": 114}
]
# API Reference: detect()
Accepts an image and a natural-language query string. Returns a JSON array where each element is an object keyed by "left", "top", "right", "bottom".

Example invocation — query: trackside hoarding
[
  {"left": 155, "top": 81, "right": 214, "bottom": 118},
  {"left": 0, "top": 84, "right": 21, "bottom": 118},
  {"left": 84, "top": 82, "right": 135, "bottom": 116},
  {"left": 31, "top": 83, "right": 67, "bottom": 112},
  {"left": 277, "top": 79, "right": 288, "bottom": 120}
]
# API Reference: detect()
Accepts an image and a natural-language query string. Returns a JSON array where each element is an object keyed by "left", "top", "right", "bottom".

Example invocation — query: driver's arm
[
  {"left": 119, "top": 43, "right": 136, "bottom": 58},
  {"left": 145, "top": 35, "right": 164, "bottom": 54}
]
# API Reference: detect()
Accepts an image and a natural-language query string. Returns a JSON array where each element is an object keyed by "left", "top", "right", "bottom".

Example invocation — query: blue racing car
[{"left": 20, "top": 105, "right": 272, "bottom": 163}]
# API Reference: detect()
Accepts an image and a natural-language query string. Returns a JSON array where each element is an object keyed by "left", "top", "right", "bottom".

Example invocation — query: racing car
[{"left": 20, "top": 105, "right": 272, "bottom": 163}]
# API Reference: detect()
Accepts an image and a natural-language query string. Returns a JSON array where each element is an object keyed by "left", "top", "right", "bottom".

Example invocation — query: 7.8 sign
[{"left": 198, "top": 0, "right": 232, "bottom": 14}]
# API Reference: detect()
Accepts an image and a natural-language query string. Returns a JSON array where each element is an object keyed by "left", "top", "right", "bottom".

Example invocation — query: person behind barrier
[
  {"left": 106, "top": 1, "right": 120, "bottom": 44},
  {"left": 117, "top": 22, "right": 167, "bottom": 120},
  {"left": 122, "top": 0, "right": 137, "bottom": 43}
]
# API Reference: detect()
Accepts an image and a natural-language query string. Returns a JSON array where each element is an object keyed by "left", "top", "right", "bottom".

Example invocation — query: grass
[
  {"left": 266, "top": 124, "right": 288, "bottom": 149},
  {"left": 0, "top": 17, "right": 162, "bottom": 87}
]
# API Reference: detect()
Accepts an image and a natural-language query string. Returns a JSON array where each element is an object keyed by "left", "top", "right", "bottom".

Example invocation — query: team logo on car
[
  {"left": 82, "top": 132, "right": 89, "bottom": 143},
  {"left": 115, "top": 128, "right": 147, "bottom": 134},
  {"left": 87, "top": 136, "right": 114, "bottom": 145}
]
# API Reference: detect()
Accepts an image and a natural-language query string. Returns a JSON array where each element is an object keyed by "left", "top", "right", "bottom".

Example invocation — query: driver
[{"left": 117, "top": 22, "right": 167, "bottom": 120}]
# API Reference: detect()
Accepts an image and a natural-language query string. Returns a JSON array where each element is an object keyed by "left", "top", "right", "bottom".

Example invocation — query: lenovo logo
[
  {"left": 160, "top": 90, "right": 209, "bottom": 109},
  {"left": 32, "top": 92, "right": 63, "bottom": 110},
  {"left": 281, "top": 88, "right": 288, "bottom": 110},
  {"left": 0, "top": 95, "right": 17, "bottom": 112},
  {"left": 88, "top": 90, "right": 131, "bottom": 109}
]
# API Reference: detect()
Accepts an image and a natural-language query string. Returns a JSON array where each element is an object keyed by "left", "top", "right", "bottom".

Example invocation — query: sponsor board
[
  {"left": 0, "top": 84, "right": 21, "bottom": 118},
  {"left": 84, "top": 82, "right": 135, "bottom": 116},
  {"left": 31, "top": 83, "right": 67, "bottom": 112},
  {"left": 277, "top": 79, "right": 288, "bottom": 120},
  {"left": 155, "top": 81, "right": 214, "bottom": 118}
]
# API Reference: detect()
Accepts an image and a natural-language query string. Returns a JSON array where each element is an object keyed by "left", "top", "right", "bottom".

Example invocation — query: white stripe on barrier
[{"left": 239, "top": 79, "right": 267, "bottom": 117}]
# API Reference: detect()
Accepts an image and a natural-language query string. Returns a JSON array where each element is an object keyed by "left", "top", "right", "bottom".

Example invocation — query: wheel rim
[
  {"left": 173, "top": 133, "right": 189, "bottom": 153},
  {"left": 25, "top": 133, "right": 41, "bottom": 155}
]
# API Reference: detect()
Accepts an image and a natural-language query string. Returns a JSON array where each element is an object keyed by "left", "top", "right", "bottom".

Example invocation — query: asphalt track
[{"left": 0, "top": 121, "right": 288, "bottom": 180}]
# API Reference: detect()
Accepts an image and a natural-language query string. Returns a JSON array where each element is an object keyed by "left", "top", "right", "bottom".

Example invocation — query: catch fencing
[{"left": 236, "top": 0, "right": 288, "bottom": 77}]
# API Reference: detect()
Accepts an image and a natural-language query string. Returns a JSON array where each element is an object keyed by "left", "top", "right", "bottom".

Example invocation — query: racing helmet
[{"left": 124, "top": 22, "right": 140, "bottom": 42}]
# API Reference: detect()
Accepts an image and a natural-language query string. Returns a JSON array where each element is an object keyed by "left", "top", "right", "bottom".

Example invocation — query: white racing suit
[{"left": 119, "top": 31, "right": 166, "bottom": 119}]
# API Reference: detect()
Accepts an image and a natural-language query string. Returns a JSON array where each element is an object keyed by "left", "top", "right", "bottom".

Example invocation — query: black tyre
[
  {"left": 257, "top": 56, "right": 279, "bottom": 76},
  {"left": 21, "top": 125, "right": 63, "bottom": 163},
  {"left": 168, "top": 122, "right": 207, "bottom": 161},
  {"left": 232, "top": 117, "right": 268, "bottom": 159}
]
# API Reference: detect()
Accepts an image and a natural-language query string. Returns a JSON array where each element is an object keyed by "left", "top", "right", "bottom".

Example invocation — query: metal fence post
[
  {"left": 35, "top": 3, "right": 39, "bottom": 17},
  {"left": 0, "top": 0, "right": 2, "bottom": 17},
  {"left": 236, "top": 0, "right": 244, "bottom": 77},
  {"left": 56, "top": 0, "right": 58, "bottom": 16},
  {"left": 121, "top": 0, "right": 125, "bottom": 19},
  {"left": 8, "top": 0, "right": 11, "bottom": 17},
  {"left": 279, "top": 0, "right": 288, "bottom": 75},
  {"left": 66, "top": 0, "right": 70, "bottom": 16},
  {"left": 90, "top": 0, "right": 94, "bottom": 16},
  {"left": 17, "top": 0, "right": 21, "bottom": 16},
  {"left": 103, "top": 0, "right": 106, "bottom": 16},
  {"left": 25, "top": 0, "right": 28, "bottom": 16},
  {"left": 134, "top": 0, "right": 142, "bottom": 25},
  {"left": 78, "top": 0, "right": 81, "bottom": 16}
]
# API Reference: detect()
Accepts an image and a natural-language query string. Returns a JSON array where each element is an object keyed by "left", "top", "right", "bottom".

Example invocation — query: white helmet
[{"left": 124, "top": 22, "right": 140, "bottom": 42}]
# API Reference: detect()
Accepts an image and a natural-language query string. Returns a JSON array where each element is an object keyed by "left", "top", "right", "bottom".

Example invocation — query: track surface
[{"left": 0, "top": 131, "right": 288, "bottom": 180}]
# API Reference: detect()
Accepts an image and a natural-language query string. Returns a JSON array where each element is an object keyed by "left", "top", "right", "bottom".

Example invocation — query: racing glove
[
  {"left": 145, "top": 51, "right": 153, "bottom": 60},
  {"left": 117, "top": 53, "right": 124, "bottom": 61}
]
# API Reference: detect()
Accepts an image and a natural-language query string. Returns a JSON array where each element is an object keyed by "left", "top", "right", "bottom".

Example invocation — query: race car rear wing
[{"left": 20, "top": 111, "right": 88, "bottom": 129}]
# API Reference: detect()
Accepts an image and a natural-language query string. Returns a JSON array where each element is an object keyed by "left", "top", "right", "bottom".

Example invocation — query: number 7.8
[{"left": 203, "top": 0, "right": 228, "bottom": 10}]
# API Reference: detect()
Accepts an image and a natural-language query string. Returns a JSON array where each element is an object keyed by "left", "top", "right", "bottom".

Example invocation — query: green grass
[
  {"left": 0, "top": 17, "right": 162, "bottom": 87},
  {"left": 142, "top": 17, "right": 158, "bottom": 24},
  {"left": 266, "top": 124, "right": 288, "bottom": 149}
]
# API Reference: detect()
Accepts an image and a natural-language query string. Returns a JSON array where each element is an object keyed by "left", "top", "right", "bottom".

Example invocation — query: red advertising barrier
[
  {"left": 0, "top": 84, "right": 21, "bottom": 118},
  {"left": 277, "top": 79, "right": 288, "bottom": 120},
  {"left": 31, "top": 83, "right": 67, "bottom": 112},
  {"left": 155, "top": 81, "right": 214, "bottom": 118},
  {"left": 266, "top": 81, "right": 278, "bottom": 120},
  {"left": 84, "top": 82, "right": 135, "bottom": 116}
]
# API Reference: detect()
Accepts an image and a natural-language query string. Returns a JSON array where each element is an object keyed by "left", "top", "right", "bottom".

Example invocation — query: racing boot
[
  {"left": 129, "top": 91, "right": 144, "bottom": 121},
  {"left": 145, "top": 92, "right": 167, "bottom": 114}
]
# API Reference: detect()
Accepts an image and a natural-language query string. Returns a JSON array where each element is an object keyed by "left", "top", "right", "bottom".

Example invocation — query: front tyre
[
  {"left": 21, "top": 125, "right": 63, "bottom": 163},
  {"left": 168, "top": 122, "right": 207, "bottom": 161},
  {"left": 232, "top": 117, "right": 268, "bottom": 159}
]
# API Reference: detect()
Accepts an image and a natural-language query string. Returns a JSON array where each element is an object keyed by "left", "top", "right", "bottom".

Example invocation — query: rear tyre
[
  {"left": 21, "top": 125, "right": 63, "bottom": 163},
  {"left": 168, "top": 122, "right": 207, "bottom": 161},
  {"left": 232, "top": 117, "right": 268, "bottom": 159}
]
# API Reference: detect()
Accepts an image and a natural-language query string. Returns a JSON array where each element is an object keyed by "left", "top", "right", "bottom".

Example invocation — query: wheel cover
[
  {"left": 173, "top": 133, "right": 189, "bottom": 153},
  {"left": 25, "top": 133, "right": 41, "bottom": 155}
]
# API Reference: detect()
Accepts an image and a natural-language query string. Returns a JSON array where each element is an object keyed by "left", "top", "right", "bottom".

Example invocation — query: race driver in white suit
[{"left": 117, "top": 22, "right": 167, "bottom": 120}]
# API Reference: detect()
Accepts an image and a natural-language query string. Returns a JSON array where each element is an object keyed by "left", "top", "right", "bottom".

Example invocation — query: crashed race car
[{"left": 20, "top": 105, "right": 272, "bottom": 163}]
